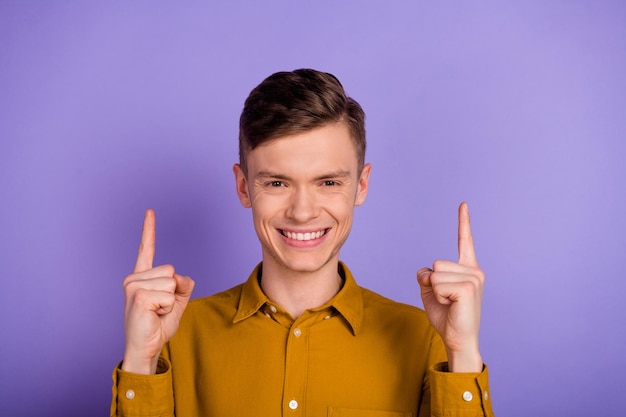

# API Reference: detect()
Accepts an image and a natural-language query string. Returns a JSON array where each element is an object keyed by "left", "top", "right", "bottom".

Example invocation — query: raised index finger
[
  {"left": 134, "top": 209, "right": 156, "bottom": 273},
  {"left": 458, "top": 202, "right": 478, "bottom": 267}
]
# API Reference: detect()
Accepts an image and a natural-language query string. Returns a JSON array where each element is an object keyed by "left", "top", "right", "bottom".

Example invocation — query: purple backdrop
[{"left": 1, "top": 2, "right": 625, "bottom": 416}]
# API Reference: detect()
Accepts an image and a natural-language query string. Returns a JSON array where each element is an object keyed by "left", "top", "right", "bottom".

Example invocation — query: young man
[{"left": 112, "top": 69, "right": 494, "bottom": 416}]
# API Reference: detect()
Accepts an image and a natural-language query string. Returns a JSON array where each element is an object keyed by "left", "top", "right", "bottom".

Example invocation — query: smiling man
[
  {"left": 233, "top": 122, "right": 370, "bottom": 319},
  {"left": 112, "top": 69, "right": 495, "bottom": 416}
]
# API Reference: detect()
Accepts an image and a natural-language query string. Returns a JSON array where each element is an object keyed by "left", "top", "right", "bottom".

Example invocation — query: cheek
[
  {"left": 322, "top": 196, "right": 356, "bottom": 224},
  {"left": 250, "top": 207, "right": 275, "bottom": 242},
  {"left": 250, "top": 194, "right": 287, "bottom": 221}
]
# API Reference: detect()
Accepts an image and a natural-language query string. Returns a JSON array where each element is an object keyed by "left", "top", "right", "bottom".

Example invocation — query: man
[{"left": 112, "top": 69, "right": 494, "bottom": 416}]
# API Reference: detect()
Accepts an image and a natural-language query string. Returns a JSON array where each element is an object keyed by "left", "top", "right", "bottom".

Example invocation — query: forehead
[{"left": 246, "top": 123, "right": 359, "bottom": 176}]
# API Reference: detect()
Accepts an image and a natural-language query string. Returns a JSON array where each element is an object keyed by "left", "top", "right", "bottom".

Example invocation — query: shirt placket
[
  {"left": 283, "top": 305, "right": 340, "bottom": 417},
  {"left": 282, "top": 314, "right": 311, "bottom": 416}
]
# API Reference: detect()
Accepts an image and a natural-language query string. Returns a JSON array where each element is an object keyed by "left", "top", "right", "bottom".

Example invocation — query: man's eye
[
  {"left": 323, "top": 180, "right": 338, "bottom": 186},
  {"left": 268, "top": 181, "right": 284, "bottom": 187}
]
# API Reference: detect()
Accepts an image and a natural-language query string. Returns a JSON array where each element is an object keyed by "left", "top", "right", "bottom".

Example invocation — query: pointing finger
[
  {"left": 134, "top": 209, "right": 156, "bottom": 273},
  {"left": 458, "top": 202, "right": 478, "bottom": 267}
]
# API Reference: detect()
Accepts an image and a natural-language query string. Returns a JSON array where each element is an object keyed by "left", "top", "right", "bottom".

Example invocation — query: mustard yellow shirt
[{"left": 111, "top": 262, "right": 494, "bottom": 417}]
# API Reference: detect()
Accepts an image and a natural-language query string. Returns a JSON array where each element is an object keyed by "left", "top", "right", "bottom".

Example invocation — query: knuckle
[
  {"left": 162, "top": 264, "right": 176, "bottom": 276},
  {"left": 460, "top": 281, "right": 476, "bottom": 292},
  {"left": 127, "top": 277, "right": 149, "bottom": 292},
  {"left": 469, "top": 268, "right": 485, "bottom": 285},
  {"left": 459, "top": 279, "right": 481, "bottom": 295},
  {"left": 122, "top": 274, "right": 139, "bottom": 291},
  {"left": 432, "top": 259, "right": 446, "bottom": 271},
  {"left": 165, "top": 277, "right": 177, "bottom": 292},
  {"left": 476, "top": 269, "right": 486, "bottom": 282},
  {"left": 132, "top": 288, "right": 150, "bottom": 304}
]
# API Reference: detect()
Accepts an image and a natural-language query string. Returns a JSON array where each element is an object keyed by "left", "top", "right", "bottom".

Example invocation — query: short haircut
[{"left": 238, "top": 69, "right": 366, "bottom": 175}]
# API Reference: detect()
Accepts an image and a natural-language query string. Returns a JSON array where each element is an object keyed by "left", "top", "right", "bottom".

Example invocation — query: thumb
[
  {"left": 416, "top": 267, "right": 433, "bottom": 287},
  {"left": 174, "top": 273, "right": 195, "bottom": 300}
]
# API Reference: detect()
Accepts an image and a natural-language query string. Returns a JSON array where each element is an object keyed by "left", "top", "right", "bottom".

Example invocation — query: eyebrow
[{"left": 255, "top": 170, "right": 352, "bottom": 181}]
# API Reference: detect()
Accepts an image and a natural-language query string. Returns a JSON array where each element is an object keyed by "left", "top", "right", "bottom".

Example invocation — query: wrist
[
  {"left": 446, "top": 348, "right": 483, "bottom": 373},
  {"left": 121, "top": 352, "right": 160, "bottom": 375}
]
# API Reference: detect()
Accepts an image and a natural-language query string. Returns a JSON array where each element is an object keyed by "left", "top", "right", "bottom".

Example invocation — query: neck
[{"left": 259, "top": 258, "right": 343, "bottom": 319}]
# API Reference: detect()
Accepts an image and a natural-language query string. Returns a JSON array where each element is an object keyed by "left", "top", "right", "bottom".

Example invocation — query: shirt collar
[
  {"left": 233, "top": 261, "right": 364, "bottom": 335},
  {"left": 233, "top": 263, "right": 268, "bottom": 323}
]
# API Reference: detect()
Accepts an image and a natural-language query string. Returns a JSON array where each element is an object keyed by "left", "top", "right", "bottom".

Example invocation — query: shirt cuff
[
  {"left": 111, "top": 358, "right": 174, "bottom": 417},
  {"left": 429, "top": 362, "right": 494, "bottom": 417}
]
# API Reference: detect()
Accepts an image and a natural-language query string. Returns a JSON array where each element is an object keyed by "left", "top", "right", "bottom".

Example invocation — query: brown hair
[{"left": 238, "top": 69, "right": 366, "bottom": 175}]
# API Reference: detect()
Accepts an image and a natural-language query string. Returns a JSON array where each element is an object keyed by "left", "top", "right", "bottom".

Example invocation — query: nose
[{"left": 286, "top": 186, "right": 319, "bottom": 222}]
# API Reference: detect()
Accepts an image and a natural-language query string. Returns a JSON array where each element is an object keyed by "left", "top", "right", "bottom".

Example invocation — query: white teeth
[{"left": 283, "top": 229, "right": 326, "bottom": 241}]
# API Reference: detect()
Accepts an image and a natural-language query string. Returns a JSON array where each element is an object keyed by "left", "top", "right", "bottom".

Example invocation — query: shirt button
[
  {"left": 289, "top": 399, "right": 298, "bottom": 410},
  {"left": 269, "top": 305, "right": 277, "bottom": 313},
  {"left": 323, "top": 314, "right": 331, "bottom": 320},
  {"left": 125, "top": 389, "right": 135, "bottom": 400},
  {"left": 462, "top": 391, "right": 473, "bottom": 402},
  {"left": 265, "top": 313, "right": 272, "bottom": 319},
  {"left": 484, "top": 391, "right": 489, "bottom": 400},
  {"left": 293, "top": 328, "right": 302, "bottom": 337}
]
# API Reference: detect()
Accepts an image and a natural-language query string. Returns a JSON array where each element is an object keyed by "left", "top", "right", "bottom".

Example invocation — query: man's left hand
[{"left": 417, "top": 202, "right": 485, "bottom": 373}]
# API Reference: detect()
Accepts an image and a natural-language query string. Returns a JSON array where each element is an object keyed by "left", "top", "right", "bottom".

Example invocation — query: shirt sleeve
[
  {"left": 428, "top": 362, "right": 494, "bottom": 417},
  {"left": 110, "top": 357, "right": 174, "bottom": 417}
]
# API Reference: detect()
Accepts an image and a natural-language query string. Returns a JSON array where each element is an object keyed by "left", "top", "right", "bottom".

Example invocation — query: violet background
[{"left": 1, "top": 1, "right": 625, "bottom": 416}]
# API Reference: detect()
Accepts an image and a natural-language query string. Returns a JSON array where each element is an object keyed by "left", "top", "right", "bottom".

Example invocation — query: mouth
[{"left": 280, "top": 228, "right": 328, "bottom": 241}]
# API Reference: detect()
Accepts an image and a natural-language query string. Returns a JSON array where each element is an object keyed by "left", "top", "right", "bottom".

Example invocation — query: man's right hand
[{"left": 121, "top": 209, "right": 195, "bottom": 374}]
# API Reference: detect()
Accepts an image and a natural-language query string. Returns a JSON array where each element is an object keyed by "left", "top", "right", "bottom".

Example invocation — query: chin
[{"left": 277, "top": 254, "right": 336, "bottom": 274}]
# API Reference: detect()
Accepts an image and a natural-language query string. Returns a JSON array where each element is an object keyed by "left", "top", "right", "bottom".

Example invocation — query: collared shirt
[{"left": 112, "top": 262, "right": 494, "bottom": 417}]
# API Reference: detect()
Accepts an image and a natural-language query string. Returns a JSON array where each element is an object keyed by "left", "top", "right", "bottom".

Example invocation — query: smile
[{"left": 280, "top": 229, "right": 328, "bottom": 241}]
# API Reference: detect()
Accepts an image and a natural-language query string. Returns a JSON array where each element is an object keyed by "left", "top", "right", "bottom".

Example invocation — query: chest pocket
[{"left": 328, "top": 408, "right": 414, "bottom": 417}]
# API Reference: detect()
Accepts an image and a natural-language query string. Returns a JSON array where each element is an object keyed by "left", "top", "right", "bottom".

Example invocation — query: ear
[
  {"left": 355, "top": 163, "right": 371, "bottom": 206},
  {"left": 233, "top": 164, "right": 252, "bottom": 208}
]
